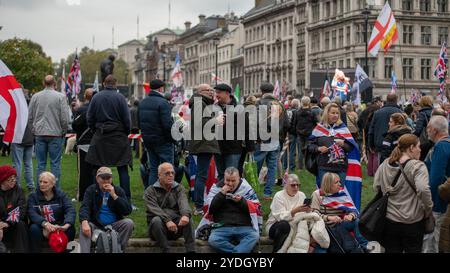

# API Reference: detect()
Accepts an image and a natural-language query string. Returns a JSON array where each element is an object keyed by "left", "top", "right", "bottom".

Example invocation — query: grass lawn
[{"left": 0, "top": 153, "right": 375, "bottom": 238}]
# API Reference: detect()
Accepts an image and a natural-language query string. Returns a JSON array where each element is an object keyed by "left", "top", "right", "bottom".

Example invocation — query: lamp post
[
  {"left": 362, "top": 7, "right": 371, "bottom": 74},
  {"left": 213, "top": 36, "right": 220, "bottom": 86},
  {"left": 161, "top": 52, "right": 167, "bottom": 91}
]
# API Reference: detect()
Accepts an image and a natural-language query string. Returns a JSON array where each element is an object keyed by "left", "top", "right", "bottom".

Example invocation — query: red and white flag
[
  {"left": 368, "top": 2, "right": 399, "bottom": 57},
  {"left": 0, "top": 59, "right": 29, "bottom": 144}
]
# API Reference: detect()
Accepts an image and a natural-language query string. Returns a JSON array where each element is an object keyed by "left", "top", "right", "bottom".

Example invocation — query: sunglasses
[
  {"left": 290, "top": 184, "right": 300, "bottom": 188},
  {"left": 163, "top": 171, "right": 175, "bottom": 177}
]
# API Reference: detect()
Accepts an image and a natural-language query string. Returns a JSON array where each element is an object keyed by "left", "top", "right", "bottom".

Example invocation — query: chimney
[
  {"left": 184, "top": 21, "right": 192, "bottom": 30},
  {"left": 255, "top": 0, "right": 263, "bottom": 7},
  {"left": 199, "top": 14, "right": 206, "bottom": 25}
]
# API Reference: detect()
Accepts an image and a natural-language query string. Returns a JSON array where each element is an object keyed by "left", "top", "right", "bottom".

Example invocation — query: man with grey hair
[
  {"left": 28, "top": 75, "right": 70, "bottom": 189},
  {"left": 424, "top": 115, "right": 450, "bottom": 253}
]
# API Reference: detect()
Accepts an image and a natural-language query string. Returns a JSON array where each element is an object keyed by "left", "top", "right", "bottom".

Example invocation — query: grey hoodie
[{"left": 374, "top": 160, "right": 433, "bottom": 224}]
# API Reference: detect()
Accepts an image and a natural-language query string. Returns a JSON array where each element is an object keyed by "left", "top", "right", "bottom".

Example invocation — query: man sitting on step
[{"left": 144, "top": 163, "right": 195, "bottom": 253}]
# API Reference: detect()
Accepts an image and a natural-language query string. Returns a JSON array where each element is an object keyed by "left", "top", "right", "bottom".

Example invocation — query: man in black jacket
[
  {"left": 79, "top": 167, "right": 134, "bottom": 253},
  {"left": 138, "top": 79, "right": 174, "bottom": 188}
]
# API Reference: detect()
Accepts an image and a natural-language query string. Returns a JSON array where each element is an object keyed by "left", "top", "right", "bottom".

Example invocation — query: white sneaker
[{"left": 193, "top": 208, "right": 204, "bottom": 216}]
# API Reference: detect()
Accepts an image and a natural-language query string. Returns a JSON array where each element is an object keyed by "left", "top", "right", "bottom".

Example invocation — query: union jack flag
[
  {"left": 6, "top": 207, "right": 20, "bottom": 223},
  {"left": 329, "top": 143, "right": 345, "bottom": 162},
  {"left": 41, "top": 205, "right": 56, "bottom": 223},
  {"left": 320, "top": 187, "right": 359, "bottom": 215},
  {"left": 434, "top": 42, "right": 448, "bottom": 101}
]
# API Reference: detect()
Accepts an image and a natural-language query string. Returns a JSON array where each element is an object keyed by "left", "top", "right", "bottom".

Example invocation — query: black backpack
[{"left": 92, "top": 225, "right": 122, "bottom": 253}]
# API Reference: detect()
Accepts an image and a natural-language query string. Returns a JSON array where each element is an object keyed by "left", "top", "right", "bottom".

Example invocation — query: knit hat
[{"left": 0, "top": 165, "right": 17, "bottom": 184}]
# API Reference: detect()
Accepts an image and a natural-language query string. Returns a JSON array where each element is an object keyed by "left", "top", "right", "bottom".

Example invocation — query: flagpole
[{"left": 398, "top": 39, "right": 407, "bottom": 103}]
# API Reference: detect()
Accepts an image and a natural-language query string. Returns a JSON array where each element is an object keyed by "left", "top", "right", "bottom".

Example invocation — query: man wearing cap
[
  {"left": 86, "top": 75, "right": 133, "bottom": 205},
  {"left": 138, "top": 79, "right": 175, "bottom": 188},
  {"left": 79, "top": 167, "right": 134, "bottom": 253},
  {"left": 214, "top": 83, "right": 246, "bottom": 181}
]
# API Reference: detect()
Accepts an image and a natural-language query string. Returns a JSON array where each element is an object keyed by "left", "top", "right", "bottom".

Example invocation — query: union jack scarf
[
  {"left": 6, "top": 206, "right": 20, "bottom": 223},
  {"left": 319, "top": 187, "right": 359, "bottom": 216},
  {"left": 195, "top": 178, "right": 263, "bottom": 237},
  {"left": 310, "top": 123, "right": 363, "bottom": 210},
  {"left": 40, "top": 205, "right": 56, "bottom": 223}
]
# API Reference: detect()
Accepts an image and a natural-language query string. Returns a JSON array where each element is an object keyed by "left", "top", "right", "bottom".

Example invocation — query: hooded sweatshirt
[{"left": 374, "top": 160, "right": 433, "bottom": 224}]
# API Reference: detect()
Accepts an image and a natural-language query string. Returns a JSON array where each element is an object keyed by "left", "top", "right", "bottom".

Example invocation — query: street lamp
[
  {"left": 161, "top": 52, "right": 167, "bottom": 91},
  {"left": 362, "top": 7, "right": 371, "bottom": 74},
  {"left": 213, "top": 36, "right": 220, "bottom": 86}
]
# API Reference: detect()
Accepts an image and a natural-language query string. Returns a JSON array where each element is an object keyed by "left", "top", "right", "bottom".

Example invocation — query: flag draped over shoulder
[
  {"left": 368, "top": 2, "right": 398, "bottom": 57},
  {"left": 310, "top": 123, "right": 363, "bottom": 210},
  {"left": 171, "top": 51, "right": 183, "bottom": 88},
  {"left": 0, "top": 59, "right": 29, "bottom": 144},
  {"left": 434, "top": 42, "right": 448, "bottom": 101},
  {"left": 68, "top": 53, "right": 82, "bottom": 98},
  {"left": 195, "top": 178, "right": 263, "bottom": 237},
  {"left": 320, "top": 187, "right": 359, "bottom": 216}
]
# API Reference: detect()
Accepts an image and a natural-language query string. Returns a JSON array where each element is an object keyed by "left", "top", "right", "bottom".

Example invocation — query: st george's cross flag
[
  {"left": 0, "top": 59, "right": 28, "bottom": 144},
  {"left": 368, "top": 2, "right": 399, "bottom": 57}
]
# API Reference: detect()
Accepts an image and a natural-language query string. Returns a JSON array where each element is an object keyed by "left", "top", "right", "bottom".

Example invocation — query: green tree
[{"left": 0, "top": 38, "right": 53, "bottom": 93}]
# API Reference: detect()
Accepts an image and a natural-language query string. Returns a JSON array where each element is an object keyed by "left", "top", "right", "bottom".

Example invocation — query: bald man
[
  {"left": 28, "top": 75, "right": 70, "bottom": 189},
  {"left": 72, "top": 88, "right": 96, "bottom": 201},
  {"left": 144, "top": 163, "right": 195, "bottom": 253}
]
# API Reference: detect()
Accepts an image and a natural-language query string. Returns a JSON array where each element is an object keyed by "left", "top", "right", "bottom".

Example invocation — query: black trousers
[
  {"left": 381, "top": 219, "right": 425, "bottom": 253},
  {"left": 269, "top": 220, "right": 291, "bottom": 253},
  {"left": 78, "top": 149, "right": 95, "bottom": 201},
  {"left": 2, "top": 221, "right": 29, "bottom": 253}
]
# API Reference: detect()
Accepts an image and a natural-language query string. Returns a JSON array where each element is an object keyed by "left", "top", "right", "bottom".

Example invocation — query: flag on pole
[
  {"left": 368, "top": 2, "right": 399, "bottom": 57},
  {"left": 390, "top": 71, "right": 398, "bottom": 94},
  {"left": 68, "top": 52, "right": 82, "bottom": 98},
  {"left": 171, "top": 51, "right": 183, "bottom": 88},
  {"left": 273, "top": 80, "right": 280, "bottom": 100},
  {"left": 211, "top": 73, "right": 225, "bottom": 85},
  {"left": 354, "top": 64, "right": 373, "bottom": 104},
  {"left": 0, "top": 59, "right": 29, "bottom": 144},
  {"left": 93, "top": 71, "right": 99, "bottom": 93},
  {"left": 434, "top": 42, "right": 448, "bottom": 101},
  {"left": 60, "top": 65, "right": 66, "bottom": 95},
  {"left": 321, "top": 78, "right": 332, "bottom": 99},
  {"left": 234, "top": 83, "right": 241, "bottom": 102}
]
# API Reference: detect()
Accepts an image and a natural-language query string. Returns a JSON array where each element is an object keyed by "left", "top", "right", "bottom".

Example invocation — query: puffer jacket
[
  {"left": 380, "top": 125, "right": 413, "bottom": 163},
  {"left": 438, "top": 180, "right": 450, "bottom": 253},
  {"left": 278, "top": 212, "right": 330, "bottom": 253}
]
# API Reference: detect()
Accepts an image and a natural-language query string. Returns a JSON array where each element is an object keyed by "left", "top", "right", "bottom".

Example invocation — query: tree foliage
[
  {"left": 0, "top": 38, "right": 54, "bottom": 93},
  {"left": 59, "top": 47, "right": 130, "bottom": 85}
]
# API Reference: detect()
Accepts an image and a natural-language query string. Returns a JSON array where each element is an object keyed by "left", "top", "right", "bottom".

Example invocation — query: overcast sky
[{"left": 0, "top": 0, "right": 253, "bottom": 62}]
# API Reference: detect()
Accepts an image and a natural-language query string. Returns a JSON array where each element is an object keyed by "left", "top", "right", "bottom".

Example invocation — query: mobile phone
[
  {"left": 226, "top": 193, "right": 236, "bottom": 199},
  {"left": 303, "top": 198, "right": 312, "bottom": 206}
]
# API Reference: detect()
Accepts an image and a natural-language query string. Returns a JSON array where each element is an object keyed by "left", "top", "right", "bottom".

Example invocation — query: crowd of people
[{"left": 1, "top": 72, "right": 450, "bottom": 254}]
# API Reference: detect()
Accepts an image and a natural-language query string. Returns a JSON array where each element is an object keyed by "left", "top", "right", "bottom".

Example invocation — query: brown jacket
[{"left": 438, "top": 180, "right": 450, "bottom": 252}]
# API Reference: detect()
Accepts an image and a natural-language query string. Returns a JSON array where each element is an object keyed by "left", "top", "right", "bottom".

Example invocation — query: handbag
[
  {"left": 244, "top": 154, "right": 260, "bottom": 192},
  {"left": 399, "top": 163, "right": 436, "bottom": 234},
  {"left": 305, "top": 144, "right": 318, "bottom": 176},
  {"left": 359, "top": 169, "right": 402, "bottom": 241}
]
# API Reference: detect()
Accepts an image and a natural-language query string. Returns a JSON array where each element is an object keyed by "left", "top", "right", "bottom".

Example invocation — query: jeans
[
  {"left": 29, "top": 224, "right": 76, "bottom": 253},
  {"left": 193, "top": 153, "right": 214, "bottom": 209},
  {"left": 254, "top": 146, "right": 279, "bottom": 197},
  {"left": 215, "top": 153, "right": 241, "bottom": 181},
  {"left": 208, "top": 226, "right": 259, "bottom": 253},
  {"left": 146, "top": 143, "right": 174, "bottom": 187},
  {"left": 35, "top": 136, "right": 64, "bottom": 189},
  {"left": 316, "top": 169, "right": 347, "bottom": 189},
  {"left": 11, "top": 144, "right": 34, "bottom": 189},
  {"left": 282, "top": 134, "right": 299, "bottom": 171},
  {"left": 422, "top": 212, "right": 445, "bottom": 253}
]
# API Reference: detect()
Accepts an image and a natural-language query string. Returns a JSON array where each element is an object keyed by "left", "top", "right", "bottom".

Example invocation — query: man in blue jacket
[
  {"left": 78, "top": 167, "right": 134, "bottom": 253},
  {"left": 138, "top": 79, "right": 175, "bottom": 187},
  {"left": 424, "top": 115, "right": 450, "bottom": 253}
]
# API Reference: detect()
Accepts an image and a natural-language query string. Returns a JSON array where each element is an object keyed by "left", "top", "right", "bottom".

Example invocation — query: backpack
[{"left": 92, "top": 225, "right": 122, "bottom": 253}]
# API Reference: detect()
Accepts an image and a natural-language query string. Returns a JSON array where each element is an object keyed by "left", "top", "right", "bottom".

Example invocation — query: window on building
[
  {"left": 385, "top": 58, "right": 393, "bottom": 79},
  {"left": 312, "top": 3, "right": 320, "bottom": 22},
  {"left": 339, "top": 28, "right": 344, "bottom": 48},
  {"left": 358, "top": 0, "right": 366, "bottom": 9},
  {"left": 421, "top": 26, "right": 432, "bottom": 45},
  {"left": 403, "top": 25, "right": 414, "bottom": 44},
  {"left": 325, "top": 2, "right": 331, "bottom": 18},
  {"left": 298, "top": 29, "right": 305, "bottom": 45},
  {"left": 420, "top": 0, "right": 431, "bottom": 12},
  {"left": 346, "top": 58, "right": 351, "bottom": 68},
  {"left": 289, "top": 18, "right": 293, "bottom": 35},
  {"left": 284, "top": 19, "right": 287, "bottom": 37},
  {"left": 332, "top": 0, "right": 337, "bottom": 16},
  {"left": 289, "top": 42, "right": 293, "bottom": 60},
  {"left": 439, "top": 27, "right": 449, "bottom": 45},
  {"left": 421, "top": 58, "right": 431, "bottom": 80},
  {"left": 267, "top": 25, "right": 271, "bottom": 41},
  {"left": 355, "top": 24, "right": 364, "bottom": 44},
  {"left": 438, "top": 0, "right": 448, "bottom": 12},
  {"left": 339, "top": 60, "right": 344, "bottom": 69},
  {"left": 339, "top": 0, "right": 344, "bottom": 14},
  {"left": 403, "top": 58, "right": 414, "bottom": 80},
  {"left": 402, "top": 0, "right": 413, "bottom": 10},
  {"left": 346, "top": 0, "right": 351, "bottom": 12},
  {"left": 325, "top": 31, "right": 330, "bottom": 50},
  {"left": 332, "top": 30, "right": 337, "bottom": 49}
]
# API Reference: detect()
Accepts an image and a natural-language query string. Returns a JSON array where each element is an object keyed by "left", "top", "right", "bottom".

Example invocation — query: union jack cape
[
  {"left": 319, "top": 187, "right": 359, "bottom": 216},
  {"left": 195, "top": 178, "right": 263, "bottom": 237},
  {"left": 310, "top": 123, "right": 363, "bottom": 210}
]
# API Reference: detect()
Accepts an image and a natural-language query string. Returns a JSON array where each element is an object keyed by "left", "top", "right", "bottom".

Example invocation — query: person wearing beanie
[
  {"left": 138, "top": 78, "right": 175, "bottom": 188},
  {"left": 0, "top": 165, "right": 29, "bottom": 252}
]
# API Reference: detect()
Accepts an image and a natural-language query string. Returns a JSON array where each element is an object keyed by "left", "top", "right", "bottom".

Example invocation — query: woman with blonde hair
[
  {"left": 374, "top": 134, "right": 433, "bottom": 253},
  {"left": 307, "top": 103, "right": 362, "bottom": 209},
  {"left": 379, "top": 113, "right": 413, "bottom": 163}
]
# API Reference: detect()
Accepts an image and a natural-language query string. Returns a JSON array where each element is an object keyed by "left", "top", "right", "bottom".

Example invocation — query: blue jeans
[
  {"left": 254, "top": 146, "right": 279, "bottom": 197},
  {"left": 282, "top": 134, "right": 299, "bottom": 171},
  {"left": 11, "top": 144, "right": 34, "bottom": 189},
  {"left": 316, "top": 169, "right": 347, "bottom": 189},
  {"left": 208, "top": 226, "right": 259, "bottom": 253},
  {"left": 215, "top": 153, "right": 241, "bottom": 181},
  {"left": 146, "top": 143, "right": 174, "bottom": 187},
  {"left": 193, "top": 153, "right": 214, "bottom": 209},
  {"left": 35, "top": 136, "right": 64, "bottom": 189}
]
